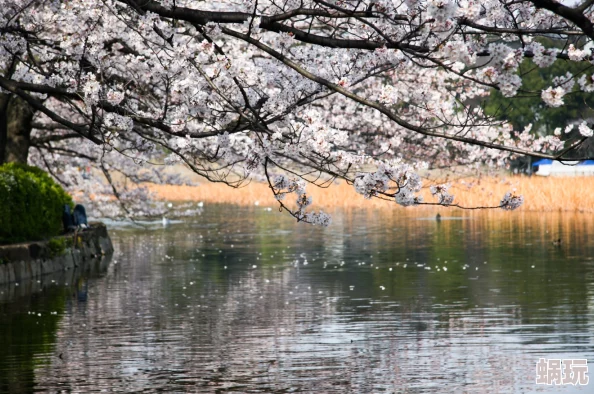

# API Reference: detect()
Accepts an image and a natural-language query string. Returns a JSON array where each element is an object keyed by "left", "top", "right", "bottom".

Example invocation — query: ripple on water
[{"left": 1, "top": 207, "right": 593, "bottom": 393}]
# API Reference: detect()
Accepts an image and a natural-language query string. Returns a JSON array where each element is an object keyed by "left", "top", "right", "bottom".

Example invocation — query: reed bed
[{"left": 146, "top": 175, "right": 594, "bottom": 213}]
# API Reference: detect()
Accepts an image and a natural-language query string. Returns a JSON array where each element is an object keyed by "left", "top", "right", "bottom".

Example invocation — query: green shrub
[
  {"left": 47, "top": 237, "right": 68, "bottom": 258},
  {"left": 0, "top": 163, "right": 73, "bottom": 243}
]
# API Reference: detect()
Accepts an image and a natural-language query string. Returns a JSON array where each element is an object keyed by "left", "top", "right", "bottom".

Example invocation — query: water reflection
[
  {"left": 0, "top": 256, "right": 111, "bottom": 393},
  {"left": 1, "top": 206, "right": 594, "bottom": 393}
]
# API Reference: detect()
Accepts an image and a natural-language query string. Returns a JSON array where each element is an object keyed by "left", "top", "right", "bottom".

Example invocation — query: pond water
[{"left": 1, "top": 205, "right": 594, "bottom": 393}]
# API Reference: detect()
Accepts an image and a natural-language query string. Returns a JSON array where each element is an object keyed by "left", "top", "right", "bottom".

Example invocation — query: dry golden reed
[{"left": 146, "top": 175, "right": 594, "bottom": 213}]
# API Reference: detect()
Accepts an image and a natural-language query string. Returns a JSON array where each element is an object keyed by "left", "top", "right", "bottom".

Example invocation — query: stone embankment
[{"left": 0, "top": 223, "right": 113, "bottom": 285}]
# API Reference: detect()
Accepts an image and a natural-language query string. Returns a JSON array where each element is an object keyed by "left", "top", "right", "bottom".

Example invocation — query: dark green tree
[{"left": 484, "top": 39, "right": 594, "bottom": 136}]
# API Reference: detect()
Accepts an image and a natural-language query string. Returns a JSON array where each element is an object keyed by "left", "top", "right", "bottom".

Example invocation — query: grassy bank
[{"left": 146, "top": 175, "right": 594, "bottom": 213}]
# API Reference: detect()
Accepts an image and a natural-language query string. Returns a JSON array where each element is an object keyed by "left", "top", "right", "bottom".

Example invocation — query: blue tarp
[
  {"left": 532, "top": 159, "right": 553, "bottom": 167},
  {"left": 533, "top": 159, "right": 594, "bottom": 166}
]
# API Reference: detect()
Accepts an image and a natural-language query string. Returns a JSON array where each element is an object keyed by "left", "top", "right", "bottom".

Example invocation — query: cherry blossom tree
[{"left": 1, "top": 0, "right": 593, "bottom": 223}]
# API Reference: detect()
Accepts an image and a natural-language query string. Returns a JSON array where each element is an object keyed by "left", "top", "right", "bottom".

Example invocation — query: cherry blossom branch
[
  {"left": 0, "top": 76, "right": 102, "bottom": 144},
  {"left": 528, "top": 0, "right": 594, "bottom": 39},
  {"left": 222, "top": 27, "right": 568, "bottom": 160}
]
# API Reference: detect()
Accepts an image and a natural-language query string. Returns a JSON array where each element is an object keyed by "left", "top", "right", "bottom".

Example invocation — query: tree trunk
[
  {"left": 0, "top": 94, "right": 34, "bottom": 164},
  {"left": 0, "top": 93, "right": 9, "bottom": 164}
]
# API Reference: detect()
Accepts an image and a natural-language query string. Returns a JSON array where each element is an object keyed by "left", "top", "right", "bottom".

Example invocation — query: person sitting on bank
[{"left": 63, "top": 204, "right": 89, "bottom": 233}]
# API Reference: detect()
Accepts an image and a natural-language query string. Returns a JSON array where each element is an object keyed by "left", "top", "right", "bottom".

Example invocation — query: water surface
[{"left": 1, "top": 205, "right": 593, "bottom": 393}]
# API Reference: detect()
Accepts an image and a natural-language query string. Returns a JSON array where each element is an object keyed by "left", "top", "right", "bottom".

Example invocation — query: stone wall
[{"left": 0, "top": 223, "right": 113, "bottom": 285}]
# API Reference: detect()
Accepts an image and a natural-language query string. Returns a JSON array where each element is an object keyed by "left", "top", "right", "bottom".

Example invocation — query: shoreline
[
  {"left": 146, "top": 175, "right": 594, "bottom": 213},
  {"left": 0, "top": 223, "right": 114, "bottom": 285}
]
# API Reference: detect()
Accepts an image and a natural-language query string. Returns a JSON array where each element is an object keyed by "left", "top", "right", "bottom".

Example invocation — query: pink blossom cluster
[{"left": 0, "top": 0, "right": 590, "bottom": 221}]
